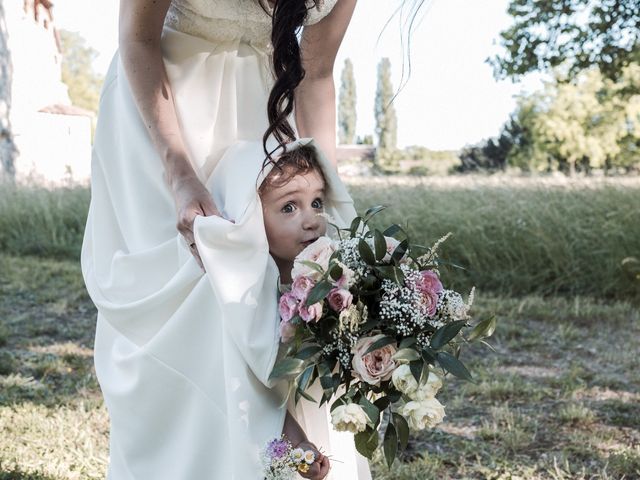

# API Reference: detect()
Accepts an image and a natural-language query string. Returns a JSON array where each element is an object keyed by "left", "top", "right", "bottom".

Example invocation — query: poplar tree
[
  {"left": 374, "top": 57, "right": 397, "bottom": 151},
  {"left": 338, "top": 58, "right": 357, "bottom": 145}
]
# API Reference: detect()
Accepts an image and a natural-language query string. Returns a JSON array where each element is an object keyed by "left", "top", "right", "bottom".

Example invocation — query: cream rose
[
  {"left": 330, "top": 403, "right": 369, "bottom": 433},
  {"left": 391, "top": 364, "right": 419, "bottom": 397},
  {"left": 351, "top": 334, "right": 397, "bottom": 386},
  {"left": 398, "top": 397, "right": 446, "bottom": 430},
  {"left": 292, "top": 236, "right": 336, "bottom": 281},
  {"left": 412, "top": 371, "right": 443, "bottom": 400}
]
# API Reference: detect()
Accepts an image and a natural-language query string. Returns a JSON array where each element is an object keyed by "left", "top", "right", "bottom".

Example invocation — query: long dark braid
[{"left": 259, "top": 0, "right": 319, "bottom": 164}]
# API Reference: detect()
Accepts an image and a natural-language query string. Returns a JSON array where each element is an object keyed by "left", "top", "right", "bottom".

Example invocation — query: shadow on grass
[{"left": 0, "top": 468, "right": 59, "bottom": 480}]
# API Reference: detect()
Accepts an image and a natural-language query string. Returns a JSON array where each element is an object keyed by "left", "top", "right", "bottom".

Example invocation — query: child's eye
[
  {"left": 312, "top": 198, "right": 324, "bottom": 209},
  {"left": 281, "top": 202, "right": 296, "bottom": 214}
]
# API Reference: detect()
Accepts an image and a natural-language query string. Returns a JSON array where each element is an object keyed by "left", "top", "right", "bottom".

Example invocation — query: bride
[{"left": 80, "top": 0, "right": 375, "bottom": 478}]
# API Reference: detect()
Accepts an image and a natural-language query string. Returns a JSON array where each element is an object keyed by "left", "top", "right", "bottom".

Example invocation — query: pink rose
[
  {"left": 291, "top": 275, "right": 315, "bottom": 302},
  {"left": 279, "top": 320, "right": 296, "bottom": 343},
  {"left": 327, "top": 288, "right": 353, "bottom": 312},
  {"left": 278, "top": 292, "right": 299, "bottom": 322},
  {"left": 299, "top": 302, "right": 323, "bottom": 323},
  {"left": 351, "top": 334, "right": 397, "bottom": 386},
  {"left": 417, "top": 270, "right": 443, "bottom": 317},
  {"left": 292, "top": 237, "right": 336, "bottom": 281}
]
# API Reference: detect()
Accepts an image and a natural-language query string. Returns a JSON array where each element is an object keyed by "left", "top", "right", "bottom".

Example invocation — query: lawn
[{"left": 0, "top": 176, "right": 638, "bottom": 479}]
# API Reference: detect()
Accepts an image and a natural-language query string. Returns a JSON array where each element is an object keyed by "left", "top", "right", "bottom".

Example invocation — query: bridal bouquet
[{"left": 269, "top": 206, "right": 496, "bottom": 468}]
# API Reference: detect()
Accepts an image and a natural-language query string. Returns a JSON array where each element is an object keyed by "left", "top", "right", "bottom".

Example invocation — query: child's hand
[{"left": 295, "top": 440, "right": 330, "bottom": 480}]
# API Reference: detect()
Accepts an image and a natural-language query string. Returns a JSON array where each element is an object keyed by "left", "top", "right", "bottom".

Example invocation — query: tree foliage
[
  {"left": 374, "top": 57, "right": 397, "bottom": 152},
  {"left": 491, "top": 0, "right": 640, "bottom": 83},
  {"left": 59, "top": 29, "right": 103, "bottom": 113},
  {"left": 338, "top": 58, "right": 357, "bottom": 145}
]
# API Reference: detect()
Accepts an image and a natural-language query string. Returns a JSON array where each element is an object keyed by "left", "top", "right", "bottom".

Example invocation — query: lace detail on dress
[{"left": 165, "top": 0, "right": 339, "bottom": 46}]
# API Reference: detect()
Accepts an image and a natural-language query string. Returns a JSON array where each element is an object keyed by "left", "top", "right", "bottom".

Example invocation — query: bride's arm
[
  {"left": 118, "top": 0, "right": 195, "bottom": 184},
  {"left": 295, "top": 0, "right": 358, "bottom": 170},
  {"left": 118, "top": 0, "right": 219, "bottom": 270}
]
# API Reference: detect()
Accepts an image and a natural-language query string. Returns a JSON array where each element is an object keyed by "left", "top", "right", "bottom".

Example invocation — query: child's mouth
[{"left": 301, "top": 238, "right": 318, "bottom": 247}]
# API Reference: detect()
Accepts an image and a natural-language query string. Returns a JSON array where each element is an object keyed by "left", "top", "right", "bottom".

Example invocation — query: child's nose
[{"left": 302, "top": 210, "right": 321, "bottom": 230}]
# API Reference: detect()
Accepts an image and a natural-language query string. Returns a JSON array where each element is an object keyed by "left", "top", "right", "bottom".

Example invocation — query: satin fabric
[{"left": 81, "top": 25, "right": 372, "bottom": 479}]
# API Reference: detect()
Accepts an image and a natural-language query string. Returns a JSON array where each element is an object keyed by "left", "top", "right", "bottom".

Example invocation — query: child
[{"left": 259, "top": 144, "right": 331, "bottom": 480}]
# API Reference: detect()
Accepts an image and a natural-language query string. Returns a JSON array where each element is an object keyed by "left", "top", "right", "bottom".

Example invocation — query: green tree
[
  {"left": 59, "top": 30, "right": 103, "bottom": 113},
  {"left": 374, "top": 57, "right": 397, "bottom": 151},
  {"left": 338, "top": 58, "right": 357, "bottom": 145},
  {"left": 491, "top": 0, "right": 640, "bottom": 84}
]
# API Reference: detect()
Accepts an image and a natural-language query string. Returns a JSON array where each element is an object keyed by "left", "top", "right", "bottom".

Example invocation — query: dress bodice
[{"left": 165, "top": 0, "right": 339, "bottom": 47}]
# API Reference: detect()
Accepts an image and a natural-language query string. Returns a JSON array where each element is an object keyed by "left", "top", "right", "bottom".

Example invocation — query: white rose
[
  {"left": 412, "top": 371, "right": 443, "bottom": 401},
  {"left": 391, "top": 364, "right": 419, "bottom": 397},
  {"left": 330, "top": 403, "right": 369, "bottom": 434},
  {"left": 292, "top": 236, "right": 336, "bottom": 280},
  {"left": 398, "top": 397, "right": 446, "bottom": 431}
]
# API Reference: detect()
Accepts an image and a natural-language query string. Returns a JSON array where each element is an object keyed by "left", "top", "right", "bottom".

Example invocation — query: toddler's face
[{"left": 261, "top": 169, "right": 328, "bottom": 266}]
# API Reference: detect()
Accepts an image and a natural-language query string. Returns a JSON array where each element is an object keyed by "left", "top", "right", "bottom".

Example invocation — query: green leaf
[
  {"left": 358, "top": 238, "right": 377, "bottom": 265},
  {"left": 392, "top": 348, "right": 421, "bottom": 363},
  {"left": 421, "top": 346, "right": 436, "bottom": 364},
  {"left": 363, "top": 335, "right": 397, "bottom": 355},
  {"left": 376, "top": 266, "right": 405, "bottom": 284},
  {"left": 390, "top": 239, "right": 409, "bottom": 264},
  {"left": 409, "top": 360, "right": 423, "bottom": 383},
  {"left": 373, "top": 230, "right": 387, "bottom": 261},
  {"left": 354, "top": 428, "right": 379, "bottom": 459},
  {"left": 374, "top": 396, "right": 391, "bottom": 411},
  {"left": 295, "top": 386, "right": 317, "bottom": 404},
  {"left": 305, "top": 281, "right": 333, "bottom": 306},
  {"left": 399, "top": 337, "right": 417, "bottom": 349},
  {"left": 350, "top": 217, "right": 363, "bottom": 237},
  {"left": 329, "top": 262, "right": 343, "bottom": 281},
  {"left": 392, "top": 412, "right": 410, "bottom": 451},
  {"left": 430, "top": 320, "right": 467, "bottom": 350},
  {"left": 364, "top": 205, "right": 387, "bottom": 220},
  {"left": 358, "top": 396, "right": 381, "bottom": 427},
  {"left": 297, "top": 260, "right": 325, "bottom": 274},
  {"left": 383, "top": 224, "right": 402, "bottom": 237},
  {"left": 467, "top": 315, "right": 497, "bottom": 342},
  {"left": 383, "top": 422, "right": 398, "bottom": 468},
  {"left": 295, "top": 344, "right": 322, "bottom": 360},
  {"left": 268, "top": 357, "right": 305, "bottom": 381},
  {"left": 297, "top": 364, "right": 315, "bottom": 392},
  {"left": 436, "top": 351, "right": 473, "bottom": 381}
]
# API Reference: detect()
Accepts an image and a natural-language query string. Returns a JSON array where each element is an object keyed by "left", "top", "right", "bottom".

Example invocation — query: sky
[{"left": 52, "top": 0, "right": 545, "bottom": 150}]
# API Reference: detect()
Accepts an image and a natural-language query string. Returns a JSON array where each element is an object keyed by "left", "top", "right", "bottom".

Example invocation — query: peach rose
[
  {"left": 299, "top": 301, "right": 323, "bottom": 323},
  {"left": 351, "top": 334, "right": 397, "bottom": 386},
  {"left": 278, "top": 292, "right": 298, "bottom": 322},
  {"left": 327, "top": 288, "right": 353, "bottom": 312},
  {"left": 291, "top": 275, "right": 315, "bottom": 302},
  {"left": 292, "top": 237, "right": 336, "bottom": 281}
]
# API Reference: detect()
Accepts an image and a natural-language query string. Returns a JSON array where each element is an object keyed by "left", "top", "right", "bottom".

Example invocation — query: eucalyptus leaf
[
  {"left": 297, "top": 259, "right": 325, "bottom": 274},
  {"left": 383, "top": 224, "right": 401, "bottom": 237},
  {"left": 358, "top": 238, "right": 377, "bottom": 265},
  {"left": 268, "top": 357, "right": 305, "bottom": 381},
  {"left": 467, "top": 315, "right": 497, "bottom": 342},
  {"left": 354, "top": 427, "right": 379, "bottom": 459},
  {"left": 399, "top": 337, "right": 417, "bottom": 349},
  {"left": 297, "top": 364, "right": 315, "bottom": 392},
  {"left": 363, "top": 335, "right": 397, "bottom": 355},
  {"left": 295, "top": 344, "right": 322, "bottom": 361},
  {"left": 436, "top": 351, "right": 473, "bottom": 381},
  {"left": 430, "top": 320, "right": 467, "bottom": 350},
  {"left": 358, "top": 396, "right": 380, "bottom": 427},
  {"left": 383, "top": 422, "right": 398, "bottom": 468},
  {"left": 305, "top": 281, "right": 333, "bottom": 306},
  {"left": 409, "top": 360, "right": 423, "bottom": 383},
  {"left": 350, "top": 217, "right": 363, "bottom": 237},
  {"left": 392, "top": 413, "right": 410, "bottom": 451},
  {"left": 364, "top": 205, "right": 387, "bottom": 220},
  {"left": 392, "top": 348, "right": 421, "bottom": 363},
  {"left": 391, "top": 239, "right": 409, "bottom": 264},
  {"left": 373, "top": 230, "right": 387, "bottom": 261},
  {"left": 374, "top": 396, "right": 391, "bottom": 411}
]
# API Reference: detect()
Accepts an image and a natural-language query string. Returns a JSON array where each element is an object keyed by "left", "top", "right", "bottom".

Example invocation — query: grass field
[{"left": 0, "top": 176, "right": 639, "bottom": 479}]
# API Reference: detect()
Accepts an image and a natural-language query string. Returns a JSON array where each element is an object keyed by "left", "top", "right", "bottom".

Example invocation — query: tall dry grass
[{"left": 1, "top": 175, "right": 639, "bottom": 299}]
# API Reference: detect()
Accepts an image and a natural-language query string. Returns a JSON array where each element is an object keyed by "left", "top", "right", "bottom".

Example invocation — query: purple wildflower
[{"left": 266, "top": 438, "right": 290, "bottom": 459}]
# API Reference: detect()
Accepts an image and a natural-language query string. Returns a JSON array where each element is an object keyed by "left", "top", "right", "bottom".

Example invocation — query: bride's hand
[
  {"left": 295, "top": 440, "right": 330, "bottom": 480},
  {"left": 170, "top": 171, "right": 221, "bottom": 271}
]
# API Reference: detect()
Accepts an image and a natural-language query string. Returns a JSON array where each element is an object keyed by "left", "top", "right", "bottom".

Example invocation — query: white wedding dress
[{"left": 81, "top": 1, "right": 373, "bottom": 479}]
